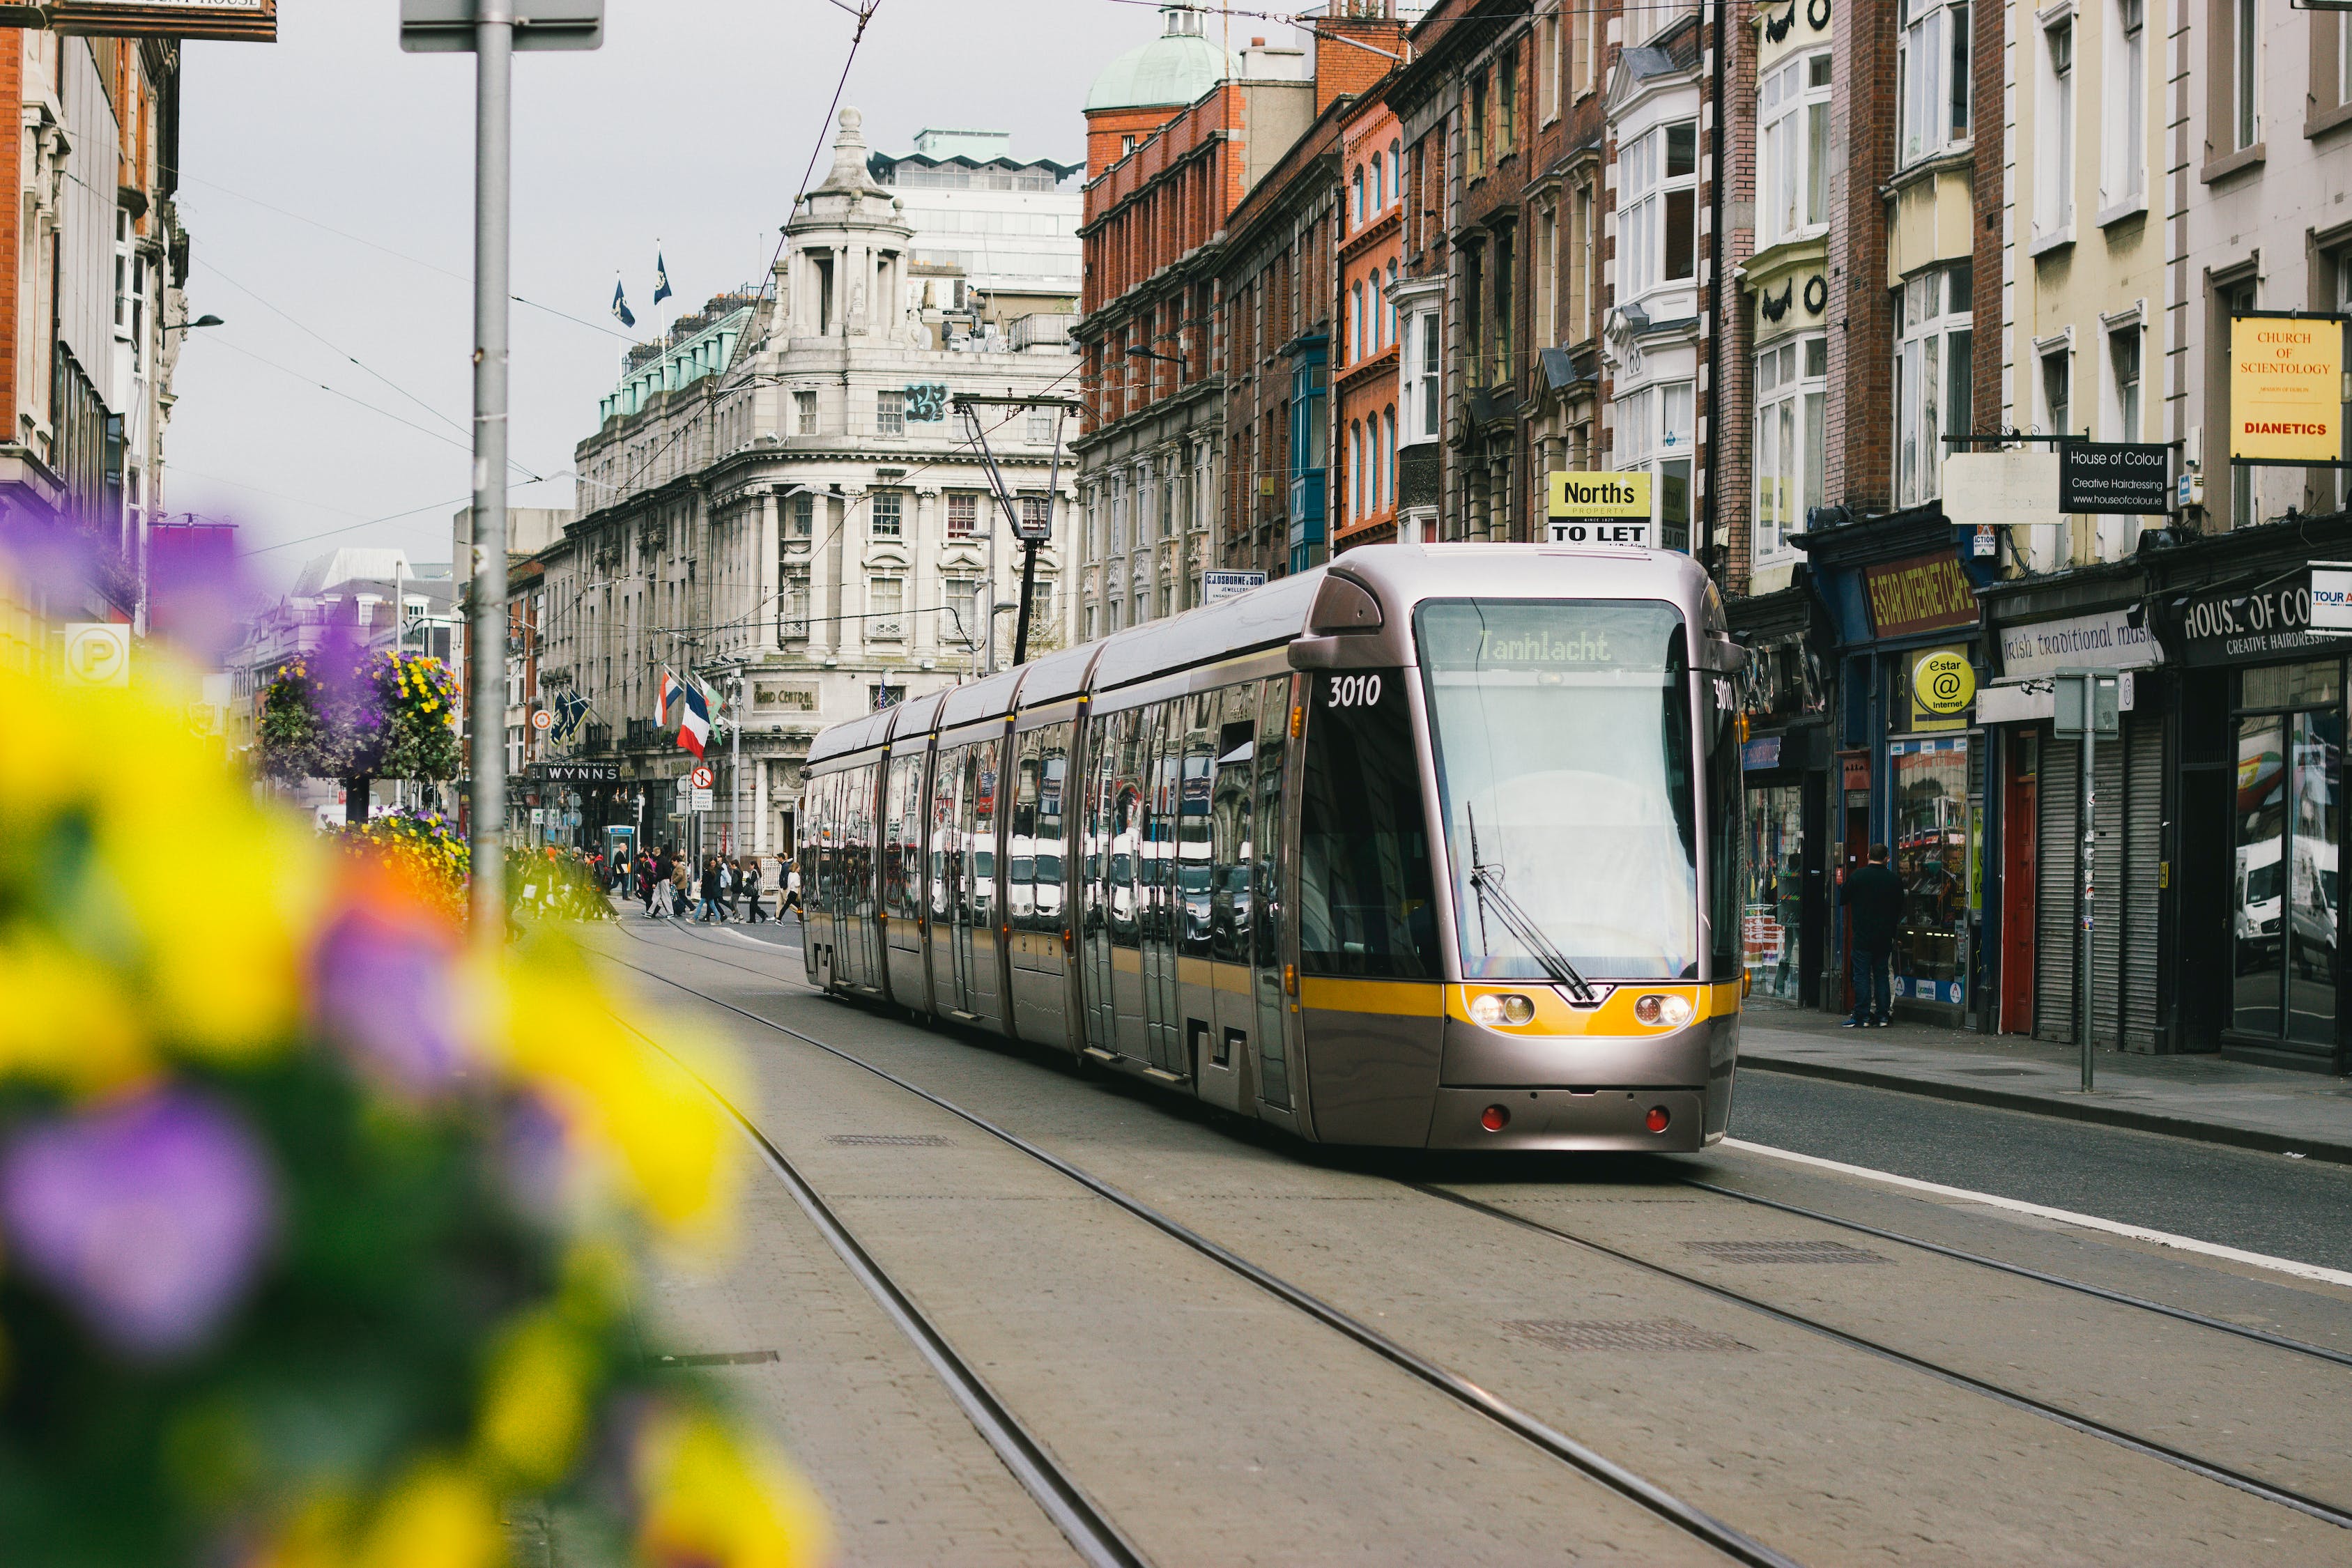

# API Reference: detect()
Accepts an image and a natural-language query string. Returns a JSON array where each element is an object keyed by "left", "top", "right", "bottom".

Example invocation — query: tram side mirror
[{"left": 1307, "top": 574, "right": 1383, "bottom": 635}]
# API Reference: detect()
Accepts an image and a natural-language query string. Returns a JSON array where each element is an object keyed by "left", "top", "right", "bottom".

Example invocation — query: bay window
[
  {"left": 1898, "top": 0, "right": 1972, "bottom": 167},
  {"left": 1613, "top": 380, "right": 1696, "bottom": 553},
  {"left": 1408, "top": 309, "right": 1441, "bottom": 440},
  {"left": 1754, "top": 334, "right": 1827, "bottom": 564},
  {"left": 1894, "top": 263, "right": 1973, "bottom": 508},
  {"left": 1760, "top": 52, "right": 1832, "bottom": 246},
  {"left": 1617, "top": 120, "right": 1698, "bottom": 298}
]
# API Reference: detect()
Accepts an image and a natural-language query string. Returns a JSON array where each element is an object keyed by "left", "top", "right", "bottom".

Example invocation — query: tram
[{"left": 795, "top": 544, "right": 1748, "bottom": 1150}]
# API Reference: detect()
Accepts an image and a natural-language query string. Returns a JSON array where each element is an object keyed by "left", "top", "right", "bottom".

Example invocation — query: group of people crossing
[{"left": 623, "top": 847, "right": 801, "bottom": 924}]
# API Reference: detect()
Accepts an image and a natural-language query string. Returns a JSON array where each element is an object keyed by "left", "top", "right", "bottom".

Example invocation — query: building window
[
  {"left": 1349, "top": 421, "right": 1364, "bottom": 520},
  {"left": 794, "top": 390, "right": 817, "bottom": 434},
  {"left": 947, "top": 492, "right": 978, "bottom": 538},
  {"left": 869, "top": 577, "right": 904, "bottom": 640},
  {"left": 2041, "top": 346, "right": 2072, "bottom": 437},
  {"left": 1540, "top": 5, "right": 1561, "bottom": 121},
  {"left": 942, "top": 576, "right": 977, "bottom": 646},
  {"left": 1755, "top": 335, "right": 1828, "bottom": 564},
  {"left": 1121, "top": 133, "right": 1137, "bottom": 156},
  {"left": 1760, "top": 52, "right": 1832, "bottom": 246},
  {"left": 1617, "top": 121, "right": 1698, "bottom": 298},
  {"left": 778, "top": 571, "right": 810, "bottom": 641},
  {"left": 2038, "top": 17, "right": 2075, "bottom": 233},
  {"left": 877, "top": 389, "right": 906, "bottom": 436},
  {"left": 1897, "top": 0, "right": 1973, "bottom": 167},
  {"left": 1613, "top": 381, "right": 1696, "bottom": 552},
  {"left": 1369, "top": 270, "right": 1385, "bottom": 352},
  {"left": 1084, "top": 603, "right": 1098, "bottom": 640},
  {"left": 1349, "top": 279, "right": 1364, "bottom": 362},
  {"left": 871, "top": 491, "right": 904, "bottom": 538},
  {"left": 1535, "top": 204, "right": 1557, "bottom": 348},
  {"left": 1468, "top": 72, "right": 1488, "bottom": 173},
  {"left": 1499, "top": 47, "right": 1518, "bottom": 154},
  {"left": 1023, "top": 494, "right": 1052, "bottom": 537},
  {"left": 2234, "top": 0, "right": 2260, "bottom": 148},
  {"left": 1027, "top": 407, "right": 1059, "bottom": 444},
  {"left": 1389, "top": 140, "right": 1401, "bottom": 210},
  {"left": 1158, "top": 581, "right": 1173, "bottom": 619},
  {"left": 2103, "top": 0, "right": 2146, "bottom": 208},
  {"left": 1411, "top": 310, "right": 1441, "bottom": 440},
  {"left": 1894, "top": 262, "right": 1974, "bottom": 507},
  {"left": 788, "top": 491, "right": 814, "bottom": 537},
  {"left": 2108, "top": 327, "right": 2141, "bottom": 440},
  {"left": 1351, "top": 165, "right": 1365, "bottom": 229},
  {"left": 1491, "top": 225, "right": 1514, "bottom": 385}
]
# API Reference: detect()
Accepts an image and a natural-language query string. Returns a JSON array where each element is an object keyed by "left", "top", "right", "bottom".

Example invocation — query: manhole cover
[
  {"left": 1683, "top": 1240, "right": 1886, "bottom": 1265},
  {"left": 825, "top": 1134, "right": 951, "bottom": 1146},
  {"left": 1501, "top": 1319, "right": 1751, "bottom": 1353},
  {"left": 651, "top": 1350, "right": 781, "bottom": 1367}
]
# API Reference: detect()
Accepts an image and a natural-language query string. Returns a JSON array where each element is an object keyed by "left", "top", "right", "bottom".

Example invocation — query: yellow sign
[
  {"left": 63, "top": 622, "right": 129, "bottom": 687},
  {"left": 1910, "top": 646, "right": 1974, "bottom": 732},
  {"left": 2229, "top": 314, "right": 2345, "bottom": 463},
  {"left": 1548, "top": 470, "right": 1652, "bottom": 518}
]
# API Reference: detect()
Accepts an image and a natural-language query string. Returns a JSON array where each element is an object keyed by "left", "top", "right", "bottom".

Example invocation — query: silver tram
[{"left": 794, "top": 544, "right": 1748, "bottom": 1151}]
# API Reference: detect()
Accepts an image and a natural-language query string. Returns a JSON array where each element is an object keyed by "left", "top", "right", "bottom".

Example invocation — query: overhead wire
[{"left": 201, "top": 261, "right": 474, "bottom": 442}]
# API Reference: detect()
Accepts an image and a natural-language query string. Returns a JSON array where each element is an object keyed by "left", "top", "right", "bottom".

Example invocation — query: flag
[
  {"left": 673, "top": 679, "right": 711, "bottom": 759},
  {"left": 611, "top": 279, "right": 636, "bottom": 330},
  {"left": 657, "top": 670, "right": 683, "bottom": 727},
  {"left": 652, "top": 250, "right": 673, "bottom": 306}
]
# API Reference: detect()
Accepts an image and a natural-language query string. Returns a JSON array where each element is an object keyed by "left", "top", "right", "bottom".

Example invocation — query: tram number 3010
[{"left": 1325, "top": 673, "right": 1385, "bottom": 709}]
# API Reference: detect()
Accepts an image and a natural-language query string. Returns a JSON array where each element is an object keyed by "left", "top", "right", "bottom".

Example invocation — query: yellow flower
[
  {"left": 472, "top": 1310, "right": 595, "bottom": 1488},
  {"left": 633, "top": 1409, "right": 827, "bottom": 1568},
  {"left": 0, "top": 931, "right": 153, "bottom": 1093},
  {"left": 258, "top": 1462, "right": 505, "bottom": 1568}
]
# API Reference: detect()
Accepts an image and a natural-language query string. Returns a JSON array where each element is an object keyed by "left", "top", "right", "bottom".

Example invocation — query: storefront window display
[
  {"left": 1890, "top": 737, "right": 1970, "bottom": 1006},
  {"left": 1744, "top": 785, "right": 1804, "bottom": 999},
  {"left": 2230, "top": 660, "right": 2342, "bottom": 1047}
]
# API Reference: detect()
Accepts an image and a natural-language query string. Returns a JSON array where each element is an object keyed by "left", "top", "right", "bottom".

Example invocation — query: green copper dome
[{"left": 1086, "top": 6, "right": 1236, "bottom": 112}]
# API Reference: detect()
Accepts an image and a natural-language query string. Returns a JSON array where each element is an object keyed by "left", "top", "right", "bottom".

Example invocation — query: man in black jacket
[{"left": 1843, "top": 843, "right": 1903, "bottom": 1028}]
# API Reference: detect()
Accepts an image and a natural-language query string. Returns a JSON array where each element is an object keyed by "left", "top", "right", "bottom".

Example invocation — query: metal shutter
[
  {"left": 2036, "top": 736, "right": 2078, "bottom": 1044},
  {"left": 2121, "top": 713, "right": 2165, "bottom": 1050},
  {"left": 2087, "top": 735, "right": 2125, "bottom": 1048}
]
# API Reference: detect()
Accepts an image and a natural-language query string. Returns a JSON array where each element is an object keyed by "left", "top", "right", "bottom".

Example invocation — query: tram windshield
[{"left": 1417, "top": 599, "right": 1699, "bottom": 980}]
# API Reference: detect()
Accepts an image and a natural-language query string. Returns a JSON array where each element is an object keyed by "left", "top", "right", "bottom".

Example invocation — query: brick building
[{"left": 1331, "top": 90, "right": 1404, "bottom": 551}]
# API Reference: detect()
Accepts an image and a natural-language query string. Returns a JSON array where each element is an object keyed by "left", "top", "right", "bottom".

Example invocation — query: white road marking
[{"left": 1722, "top": 1137, "right": 2352, "bottom": 1290}]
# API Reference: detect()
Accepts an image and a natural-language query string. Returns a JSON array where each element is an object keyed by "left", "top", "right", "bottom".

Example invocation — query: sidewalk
[{"left": 1739, "top": 1003, "right": 2352, "bottom": 1165}]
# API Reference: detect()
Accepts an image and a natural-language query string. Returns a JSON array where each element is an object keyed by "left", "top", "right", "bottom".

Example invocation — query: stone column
[
  {"left": 836, "top": 486, "right": 866, "bottom": 660},
  {"left": 912, "top": 488, "right": 939, "bottom": 659},
  {"left": 757, "top": 488, "right": 780, "bottom": 653}
]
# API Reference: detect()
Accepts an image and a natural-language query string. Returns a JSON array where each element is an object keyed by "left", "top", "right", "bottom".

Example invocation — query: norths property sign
[
  {"left": 2230, "top": 314, "right": 2346, "bottom": 465},
  {"left": 1546, "top": 471, "right": 1653, "bottom": 546}
]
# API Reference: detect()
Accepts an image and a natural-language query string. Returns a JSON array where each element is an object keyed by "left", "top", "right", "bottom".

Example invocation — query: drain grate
[
  {"left": 651, "top": 1350, "right": 781, "bottom": 1368},
  {"left": 1683, "top": 1239, "right": 1886, "bottom": 1265},
  {"left": 824, "top": 1134, "right": 951, "bottom": 1147},
  {"left": 1501, "top": 1318, "right": 1752, "bottom": 1353}
]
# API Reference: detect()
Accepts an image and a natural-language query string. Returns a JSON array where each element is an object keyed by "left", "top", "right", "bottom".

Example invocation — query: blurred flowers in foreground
[{"left": 0, "top": 657, "right": 824, "bottom": 1567}]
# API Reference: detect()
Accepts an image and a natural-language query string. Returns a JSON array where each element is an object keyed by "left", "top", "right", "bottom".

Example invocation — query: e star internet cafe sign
[{"left": 2230, "top": 314, "right": 2346, "bottom": 466}]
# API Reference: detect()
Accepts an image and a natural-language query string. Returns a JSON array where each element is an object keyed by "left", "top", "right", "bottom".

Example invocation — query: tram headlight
[
  {"left": 1633, "top": 993, "right": 1693, "bottom": 1029},
  {"left": 1469, "top": 992, "right": 1538, "bottom": 1027}
]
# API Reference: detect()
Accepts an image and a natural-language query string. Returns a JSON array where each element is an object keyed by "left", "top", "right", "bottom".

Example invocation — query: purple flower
[
  {"left": 1, "top": 1090, "right": 277, "bottom": 1360},
  {"left": 311, "top": 905, "right": 470, "bottom": 1097},
  {"left": 499, "top": 1091, "right": 573, "bottom": 1222}
]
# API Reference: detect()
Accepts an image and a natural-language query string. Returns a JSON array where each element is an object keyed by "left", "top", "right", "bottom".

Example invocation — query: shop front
[
  {"left": 1732, "top": 586, "right": 1833, "bottom": 1008},
  {"left": 1978, "top": 571, "right": 2167, "bottom": 1049},
  {"left": 2150, "top": 517, "right": 2352, "bottom": 1074},
  {"left": 1792, "top": 509, "right": 1996, "bottom": 1028}
]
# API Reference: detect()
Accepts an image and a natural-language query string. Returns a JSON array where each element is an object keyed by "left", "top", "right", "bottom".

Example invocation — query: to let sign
[
  {"left": 2230, "top": 314, "right": 2346, "bottom": 465},
  {"left": 2059, "top": 443, "right": 2172, "bottom": 514},
  {"left": 1863, "top": 551, "right": 1978, "bottom": 638}
]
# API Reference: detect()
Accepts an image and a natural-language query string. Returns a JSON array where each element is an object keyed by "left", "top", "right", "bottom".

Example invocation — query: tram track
[
  {"left": 603, "top": 924, "right": 1805, "bottom": 1568},
  {"left": 604, "top": 919, "right": 2352, "bottom": 1539}
]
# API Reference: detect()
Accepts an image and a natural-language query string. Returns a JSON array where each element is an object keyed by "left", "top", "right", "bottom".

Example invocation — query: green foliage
[{"left": 256, "top": 651, "right": 460, "bottom": 789}]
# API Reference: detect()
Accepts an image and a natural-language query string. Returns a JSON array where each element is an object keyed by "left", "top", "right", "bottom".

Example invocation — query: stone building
[{"left": 552, "top": 109, "right": 1079, "bottom": 858}]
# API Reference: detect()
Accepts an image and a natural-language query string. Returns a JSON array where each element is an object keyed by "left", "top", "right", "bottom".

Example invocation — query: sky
[{"left": 167, "top": 0, "right": 1217, "bottom": 589}]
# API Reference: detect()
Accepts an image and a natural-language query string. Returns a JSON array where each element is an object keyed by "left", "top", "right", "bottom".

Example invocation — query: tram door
[
  {"left": 1141, "top": 702, "right": 1188, "bottom": 1074},
  {"left": 843, "top": 764, "right": 882, "bottom": 992},
  {"left": 960, "top": 739, "right": 1005, "bottom": 1023},
  {"left": 1079, "top": 709, "right": 1120, "bottom": 1052},
  {"left": 1252, "top": 676, "right": 1298, "bottom": 1110},
  {"left": 1107, "top": 708, "right": 1151, "bottom": 1056},
  {"left": 882, "top": 751, "right": 926, "bottom": 1010},
  {"left": 929, "top": 745, "right": 969, "bottom": 1015},
  {"left": 1202, "top": 689, "right": 1260, "bottom": 1109}
]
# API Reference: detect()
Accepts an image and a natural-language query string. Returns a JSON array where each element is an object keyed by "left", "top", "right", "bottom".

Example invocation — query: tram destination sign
[
  {"left": 2058, "top": 442, "right": 2172, "bottom": 514},
  {"left": 2172, "top": 569, "right": 2352, "bottom": 667}
]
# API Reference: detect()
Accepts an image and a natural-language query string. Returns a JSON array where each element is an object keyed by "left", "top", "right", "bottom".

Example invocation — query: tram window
[
  {"left": 1299, "top": 669, "right": 1443, "bottom": 978},
  {"left": 1707, "top": 679, "right": 1744, "bottom": 974},
  {"left": 1179, "top": 695, "right": 1218, "bottom": 958},
  {"left": 1417, "top": 599, "right": 1700, "bottom": 979},
  {"left": 883, "top": 755, "right": 913, "bottom": 920},
  {"left": 1210, "top": 698, "right": 1257, "bottom": 963},
  {"left": 969, "top": 741, "right": 1000, "bottom": 923},
  {"left": 1035, "top": 723, "right": 1070, "bottom": 932},
  {"left": 930, "top": 748, "right": 961, "bottom": 925},
  {"left": 1109, "top": 709, "right": 1146, "bottom": 948},
  {"left": 1148, "top": 702, "right": 1182, "bottom": 942},
  {"left": 1009, "top": 730, "right": 1043, "bottom": 929}
]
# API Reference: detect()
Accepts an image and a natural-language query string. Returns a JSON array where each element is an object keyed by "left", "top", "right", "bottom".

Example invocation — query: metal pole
[
  {"left": 2079, "top": 715, "right": 2096, "bottom": 1092},
  {"left": 730, "top": 667, "right": 743, "bottom": 857},
  {"left": 466, "top": 1, "right": 513, "bottom": 946}
]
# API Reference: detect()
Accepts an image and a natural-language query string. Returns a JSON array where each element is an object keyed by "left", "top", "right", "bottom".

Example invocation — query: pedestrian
[
  {"left": 740, "top": 854, "right": 767, "bottom": 923},
  {"left": 695, "top": 855, "right": 723, "bottom": 923},
  {"left": 718, "top": 856, "right": 737, "bottom": 921},
  {"left": 668, "top": 857, "right": 690, "bottom": 918},
  {"left": 784, "top": 860, "right": 804, "bottom": 918},
  {"left": 1843, "top": 843, "right": 1903, "bottom": 1029},
  {"left": 638, "top": 852, "right": 657, "bottom": 916}
]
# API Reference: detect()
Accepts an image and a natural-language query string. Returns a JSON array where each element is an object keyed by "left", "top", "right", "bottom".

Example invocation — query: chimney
[{"left": 1312, "top": 0, "right": 1404, "bottom": 115}]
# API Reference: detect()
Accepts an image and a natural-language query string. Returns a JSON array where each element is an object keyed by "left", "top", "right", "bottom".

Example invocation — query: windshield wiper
[{"left": 1466, "top": 805, "right": 1598, "bottom": 1004}]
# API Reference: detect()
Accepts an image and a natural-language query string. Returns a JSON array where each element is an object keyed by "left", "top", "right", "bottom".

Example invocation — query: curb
[{"left": 1738, "top": 1052, "right": 2352, "bottom": 1168}]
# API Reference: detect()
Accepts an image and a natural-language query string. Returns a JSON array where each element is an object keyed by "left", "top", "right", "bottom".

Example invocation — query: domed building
[{"left": 1082, "top": 6, "right": 1239, "bottom": 174}]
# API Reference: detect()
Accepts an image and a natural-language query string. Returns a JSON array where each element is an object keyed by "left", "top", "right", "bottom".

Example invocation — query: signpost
[
  {"left": 401, "top": 0, "right": 601, "bottom": 948},
  {"left": 2053, "top": 670, "right": 2119, "bottom": 1093}
]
